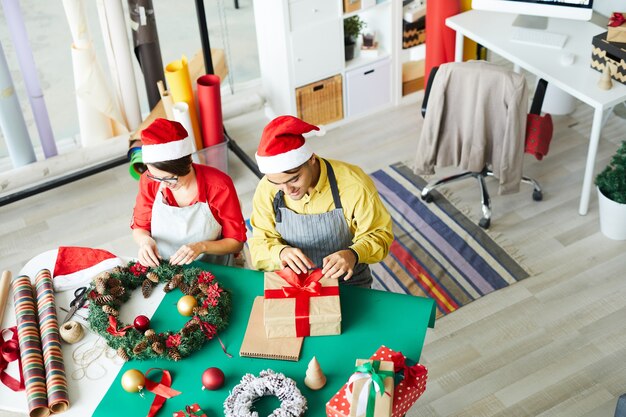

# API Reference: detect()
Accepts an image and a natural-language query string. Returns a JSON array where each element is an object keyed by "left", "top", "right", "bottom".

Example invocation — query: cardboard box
[
  {"left": 344, "top": 0, "right": 361, "bottom": 13},
  {"left": 607, "top": 13, "right": 626, "bottom": 43},
  {"left": 402, "top": 18, "right": 425, "bottom": 49},
  {"left": 591, "top": 31, "right": 626, "bottom": 85},
  {"left": 402, "top": 61, "right": 425, "bottom": 96},
  {"left": 263, "top": 269, "right": 341, "bottom": 338}
]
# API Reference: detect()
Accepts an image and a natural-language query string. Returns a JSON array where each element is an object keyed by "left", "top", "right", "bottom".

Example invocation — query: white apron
[{"left": 151, "top": 183, "right": 229, "bottom": 265}]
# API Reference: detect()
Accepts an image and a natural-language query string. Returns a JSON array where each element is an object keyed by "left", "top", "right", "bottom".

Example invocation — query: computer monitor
[{"left": 472, "top": 0, "right": 593, "bottom": 28}]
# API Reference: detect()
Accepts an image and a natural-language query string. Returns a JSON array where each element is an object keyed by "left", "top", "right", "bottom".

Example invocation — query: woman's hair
[{"left": 148, "top": 155, "right": 193, "bottom": 176}]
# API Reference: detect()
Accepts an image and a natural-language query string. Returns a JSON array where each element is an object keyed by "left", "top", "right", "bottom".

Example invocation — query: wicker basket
[{"left": 296, "top": 75, "right": 343, "bottom": 125}]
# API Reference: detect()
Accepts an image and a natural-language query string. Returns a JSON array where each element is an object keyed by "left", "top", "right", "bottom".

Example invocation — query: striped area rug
[{"left": 370, "top": 163, "right": 530, "bottom": 318}]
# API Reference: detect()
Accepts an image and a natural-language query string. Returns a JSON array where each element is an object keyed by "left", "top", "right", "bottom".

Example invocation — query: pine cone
[
  {"left": 144, "top": 329, "right": 158, "bottom": 343},
  {"left": 171, "top": 274, "right": 183, "bottom": 288},
  {"left": 152, "top": 341, "right": 164, "bottom": 355},
  {"left": 112, "top": 266, "right": 123, "bottom": 274},
  {"left": 94, "top": 277, "right": 106, "bottom": 294},
  {"left": 117, "top": 347, "right": 129, "bottom": 361},
  {"left": 94, "top": 294, "right": 114, "bottom": 306},
  {"left": 193, "top": 306, "right": 208, "bottom": 316},
  {"left": 102, "top": 305, "right": 119, "bottom": 317},
  {"left": 95, "top": 271, "right": 111, "bottom": 282},
  {"left": 107, "top": 277, "right": 122, "bottom": 288},
  {"left": 189, "top": 283, "right": 201, "bottom": 296},
  {"left": 109, "top": 286, "right": 125, "bottom": 297},
  {"left": 178, "top": 283, "right": 191, "bottom": 295},
  {"left": 141, "top": 279, "right": 154, "bottom": 298},
  {"left": 168, "top": 347, "right": 181, "bottom": 362},
  {"left": 198, "top": 283, "right": 209, "bottom": 294},
  {"left": 133, "top": 340, "right": 148, "bottom": 355},
  {"left": 146, "top": 272, "right": 159, "bottom": 283},
  {"left": 182, "top": 322, "right": 200, "bottom": 336}
]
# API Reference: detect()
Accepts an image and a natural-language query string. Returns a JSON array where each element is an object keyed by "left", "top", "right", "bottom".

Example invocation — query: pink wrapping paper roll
[
  {"left": 12, "top": 275, "right": 50, "bottom": 417},
  {"left": 197, "top": 74, "right": 224, "bottom": 147},
  {"left": 34, "top": 270, "right": 69, "bottom": 413}
]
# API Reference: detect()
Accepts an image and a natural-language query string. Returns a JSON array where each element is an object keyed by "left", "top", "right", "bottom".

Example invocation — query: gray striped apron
[{"left": 273, "top": 159, "right": 372, "bottom": 287}]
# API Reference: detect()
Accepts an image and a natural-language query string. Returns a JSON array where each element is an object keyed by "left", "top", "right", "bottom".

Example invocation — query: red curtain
[{"left": 425, "top": 0, "right": 461, "bottom": 83}]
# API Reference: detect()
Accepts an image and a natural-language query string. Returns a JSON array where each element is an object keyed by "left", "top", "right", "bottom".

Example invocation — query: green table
[{"left": 94, "top": 263, "right": 436, "bottom": 416}]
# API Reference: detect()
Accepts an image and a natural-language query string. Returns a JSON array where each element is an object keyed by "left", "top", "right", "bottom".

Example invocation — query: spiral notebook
[{"left": 239, "top": 296, "right": 303, "bottom": 361}]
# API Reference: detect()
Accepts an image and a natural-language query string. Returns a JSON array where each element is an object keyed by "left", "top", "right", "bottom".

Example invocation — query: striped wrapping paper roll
[
  {"left": 11, "top": 275, "right": 50, "bottom": 417},
  {"left": 34, "top": 270, "right": 70, "bottom": 413}
]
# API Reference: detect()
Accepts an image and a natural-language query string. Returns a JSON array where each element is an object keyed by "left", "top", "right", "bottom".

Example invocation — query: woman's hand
[
  {"left": 279, "top": 247, "right": 313, "bottom": 274},
  {"left": 138, "top": 237, "right": 161, "bottom": 267},
  {"left": 322, "top": 249, "right": 357, "bottom": 280},
  {"left": 170, "top": 243, "right": 203, "bottom": 265}
]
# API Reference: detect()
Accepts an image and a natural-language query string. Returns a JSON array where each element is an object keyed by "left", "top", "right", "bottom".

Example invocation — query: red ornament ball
[
  {"left": 133, "top": 315, "right": 150, "bottom": 332},
  {"left": 201, "top": 367, "right": 225, "bottom": 390}
]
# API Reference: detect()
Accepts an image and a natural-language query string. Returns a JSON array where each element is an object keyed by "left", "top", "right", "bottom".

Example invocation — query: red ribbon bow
[
  {"left": 403, "top": 363, "right": 427, "bottom": 385},
  {"left": 264, "top": 268, "right": 339, "bottom": 337},
  {"left": 609, "top": 12, "right": 625, "bottom": 27},
  {"left": 106, "top": 316, "right": 134, "bottom": 337},
  {"left": 143, "top": 368, "right": 181, "bottom": 417},
  {"left": 390, "top": 351, "right": 407, "bottom": 373},
  {"left": 0, "top": 327, "right": 24, "bottom": 392}
]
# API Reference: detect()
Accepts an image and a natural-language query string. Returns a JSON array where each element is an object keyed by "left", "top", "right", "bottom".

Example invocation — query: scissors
[{"left": 62, "top": 286, "right": 88, "bottom": 324}]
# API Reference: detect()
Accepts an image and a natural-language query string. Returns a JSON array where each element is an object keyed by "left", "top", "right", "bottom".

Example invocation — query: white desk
[{"left": 446, "top": 10, "right": 626, "bottom": 215}]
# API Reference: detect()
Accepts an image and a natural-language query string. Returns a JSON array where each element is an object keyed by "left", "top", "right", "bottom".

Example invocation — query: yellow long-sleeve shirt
[{"left": 249, "top": 157, "right": 393, "bottom": 271}]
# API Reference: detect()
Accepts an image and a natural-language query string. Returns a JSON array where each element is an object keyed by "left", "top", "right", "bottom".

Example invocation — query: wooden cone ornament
[
  {"left": 304, "top": 356, "right": 326, "bottom": 390},
  {"left": 598, "top": 64, "right": 613, "bottom": 90}
]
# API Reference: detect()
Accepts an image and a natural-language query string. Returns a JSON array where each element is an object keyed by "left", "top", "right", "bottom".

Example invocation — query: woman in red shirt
[{"left": 131, "top": 118, "right": 246, "bottom": 267}]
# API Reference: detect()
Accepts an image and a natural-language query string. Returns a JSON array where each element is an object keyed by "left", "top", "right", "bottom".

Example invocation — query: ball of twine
[{"left": 60, "top": 320, "right": 85, "bottom": 344}]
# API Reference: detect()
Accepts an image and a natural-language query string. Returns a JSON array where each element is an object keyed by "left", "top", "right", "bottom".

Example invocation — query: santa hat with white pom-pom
[{"left": 255, "top": 115, "right": 326, "bottom": 174}]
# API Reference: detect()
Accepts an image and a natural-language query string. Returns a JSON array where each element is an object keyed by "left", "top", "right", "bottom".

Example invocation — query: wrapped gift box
[
  {"left": 326, "top": 346, "right": 428, "bottom": 417},
  {"left": 263, "top": 269, "right": 341, "bottom": 338},
  {"left": 402, "top": 17, "right": 426, "bottom": 49},
  {"left": 591, "top": 31, "right": 626, "bottom": 85},
  {"left": 327, "top": 359, "right": 394, "bottom": 417},
  {"left": 173, "top": 404, "right": 207, "bottom": 417},
  {"left": 607, "top": 13, "right": 626, "bottom": 43}
]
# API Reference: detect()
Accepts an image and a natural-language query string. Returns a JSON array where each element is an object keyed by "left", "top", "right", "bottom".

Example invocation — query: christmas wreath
[{"left": 87, "top": 261, "right": 231, "bottom": 361}]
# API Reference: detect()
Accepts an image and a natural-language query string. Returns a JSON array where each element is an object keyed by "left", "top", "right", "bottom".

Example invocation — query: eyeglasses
[{"left": 146, "top": 173, "right": 179, "bottom": 184}]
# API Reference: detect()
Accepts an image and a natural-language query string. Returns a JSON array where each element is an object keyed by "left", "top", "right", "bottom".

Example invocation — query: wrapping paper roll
[
  {"left": 128, "top": 147, "right": 145, "bottom": 180},
  {"left": 197, "top": 74, "right": 224, "bottom": 147},
  {"left": 0, "top": 0, "right": 57, "bottom": 159},
  {"left": 96, "top": 0, "right": 142, "bottom": 131},
  {"left": 165, "top": 56, "right": 202, "bottom": 150},
  {"left": 0, "top": 270, "right": 11, "bottom": 326},
  {"left": 424, "top": 0, "right": 460, "bottom": 85},
  {"left": 127, "top": 0, "right": 165, "bottom": 110},
  {"left": 172, "top": 102, "right": 197, "bottom": 153},
  {"left": 157, "top": 80, "right": 174, "bottom": 120},
  {"left": 11, "top": 276, "right": 49, "bottom": 417},
  {"left": 34, "top": 270, "right": 69, "bottom": 414},
  {"left": 0, "top": 42, "right": 36, "bottom": 168},
  {"left": 63, "top": 0, "right": 128, "bottom": 146}
]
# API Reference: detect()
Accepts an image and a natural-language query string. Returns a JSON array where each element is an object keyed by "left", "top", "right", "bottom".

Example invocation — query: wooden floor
[{"left": 1, "top": 84, "right": 626, "bottom": 417}]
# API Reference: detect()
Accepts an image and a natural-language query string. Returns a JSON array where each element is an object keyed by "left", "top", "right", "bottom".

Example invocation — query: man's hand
[
  {"left": 322, "top": 249, "right": 357, "bottom": 280},
  {"left": 170, "top": 243, "right": 203, "bottom": 265},
  {"left": 138, "top": 237, "right": 161, "bottom": 267},
  {"left": 279, "top": 247, "right": 313, "bottom": 274}
]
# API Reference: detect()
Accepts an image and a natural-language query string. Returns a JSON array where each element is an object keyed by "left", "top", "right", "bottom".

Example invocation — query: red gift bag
[{"left": 525, "top": 78, "right": 553, "bottom": 161}]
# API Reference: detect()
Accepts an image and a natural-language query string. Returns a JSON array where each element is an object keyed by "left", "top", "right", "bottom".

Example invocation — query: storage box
[
  {"left": 403, "top": 18, "right": 425, "bottom": 49},
  {"left": 191, "top": 137, "right": 229, "bottom": 173},
  {"left": 343, "top": 0, "right": 361, "bottom": 13},
  {"left": 591, "top": 32, "right": 626, "bottom": 85},
  {"left": 402, "top": 60, "right": 425, "bottom": 96},
  {"left": 607, "top": 13, "right": 626, "bottom": 43},
  {"left": 296, "top": 74, "right": 343, "bottom": 125},
  {"left": 263, "top": 269, "right": 341, "bottom": 338},
  {"left": 345, "top": 58, "right": 391, "bottom": 117}
]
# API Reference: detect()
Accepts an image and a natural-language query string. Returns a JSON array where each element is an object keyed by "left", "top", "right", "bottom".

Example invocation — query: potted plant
[
  {"left": 343, "top": 15, "right": 366, "bottom": 61},
  {"left": 595, "top": 140, "right": 626, "bottom": 240}
]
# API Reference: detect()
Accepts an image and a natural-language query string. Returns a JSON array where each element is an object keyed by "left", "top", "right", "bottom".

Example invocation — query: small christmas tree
[
  {"left": 304, "top": 356, "right": 326, "bottom": 390},
  {"left": 596, "top": 141, "right": 626, "bottom": 204}
]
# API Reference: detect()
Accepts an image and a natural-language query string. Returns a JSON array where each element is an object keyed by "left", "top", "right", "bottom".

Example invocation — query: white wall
[{"left": 593, "top": 0, "right": 623, "bottom": 18}]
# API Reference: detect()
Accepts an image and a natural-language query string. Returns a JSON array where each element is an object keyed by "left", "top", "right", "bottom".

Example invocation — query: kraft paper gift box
[
  {"left": 607, "top": 13, "right": 626, "bottom": 44},
  {"left": 173, "top": 404, "right": 207, "bottom": 417},
  {"left": 370, "top": 346, "right": 428, "bottom": 417},
  {"left": 263, "top": 268, "right": 341, "bottom": 338}
]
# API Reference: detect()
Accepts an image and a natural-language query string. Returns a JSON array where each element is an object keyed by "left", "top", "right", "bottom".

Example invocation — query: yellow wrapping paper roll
[{"left": 164, "top": 56, "right": 202, "bottom": 150}]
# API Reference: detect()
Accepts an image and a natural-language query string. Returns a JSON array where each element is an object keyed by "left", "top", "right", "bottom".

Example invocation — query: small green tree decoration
[
  {"left": 595, "top": 140, "right": 626, "bottom": 204},
  {"left": 343, "top": 15, "right": 366, "bottom": 42}
]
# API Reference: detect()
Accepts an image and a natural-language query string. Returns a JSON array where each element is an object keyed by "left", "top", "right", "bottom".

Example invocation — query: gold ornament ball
[
  {"left": 121, "top": 369, "right": 145, "bottom": 393},
  {"left": 177, "top": 295, "right": 198, "bottom": 316}
]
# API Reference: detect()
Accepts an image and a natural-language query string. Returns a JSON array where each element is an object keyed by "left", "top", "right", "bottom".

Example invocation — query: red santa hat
[
  {"left": 255, "top": 115, "right": 326, "bottom": 174},
  {"left": 141, "top": 118, "right": 194, "bottom": 164},
  {"left": 19, "top": 247, "right": 124, "bottom": 292}
]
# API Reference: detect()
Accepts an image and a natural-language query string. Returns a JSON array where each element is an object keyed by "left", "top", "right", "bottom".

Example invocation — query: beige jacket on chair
[{"left": 414, "top": 61, "right": 528, "bottom": 195}]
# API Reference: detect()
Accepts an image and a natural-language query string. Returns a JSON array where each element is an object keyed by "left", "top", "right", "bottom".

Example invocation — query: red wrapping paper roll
[
  {"left": 425, "top": 0, "right": 460, "bottom": 84},
  {"left": 34, "top": 270, "right": 69, "bottom": 413},
  {"left": 12, "top": 275, "right": 50, "bottom": 417},
  {"left": 197, "top": 74, "right": 224, "bottom": 147}
]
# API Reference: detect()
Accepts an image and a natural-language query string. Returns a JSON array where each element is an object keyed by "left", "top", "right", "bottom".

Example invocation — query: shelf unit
[{"left": 252, "top": 0, "right": 426, "bottom": 127}]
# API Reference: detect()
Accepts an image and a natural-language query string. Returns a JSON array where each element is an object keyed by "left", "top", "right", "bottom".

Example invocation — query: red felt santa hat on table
[
  {"left": 255, "top": 115, "right": 325, "bottom": 174},
  {"left": 19, "top": 247, "right": 124, "bottom": 292},
  {"left": 141, "top": 118, "right": 194, "bottom": 164}
]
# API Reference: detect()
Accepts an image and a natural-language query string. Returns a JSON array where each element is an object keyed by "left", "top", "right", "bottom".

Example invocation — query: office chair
[{"left": 418, "top": 61, "right": 543, "bottom": 229}]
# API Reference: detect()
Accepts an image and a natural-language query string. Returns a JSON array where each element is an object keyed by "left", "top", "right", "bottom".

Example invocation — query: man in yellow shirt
[{"left": 249, "top": 115, "right": 393, "bottom": 288}]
